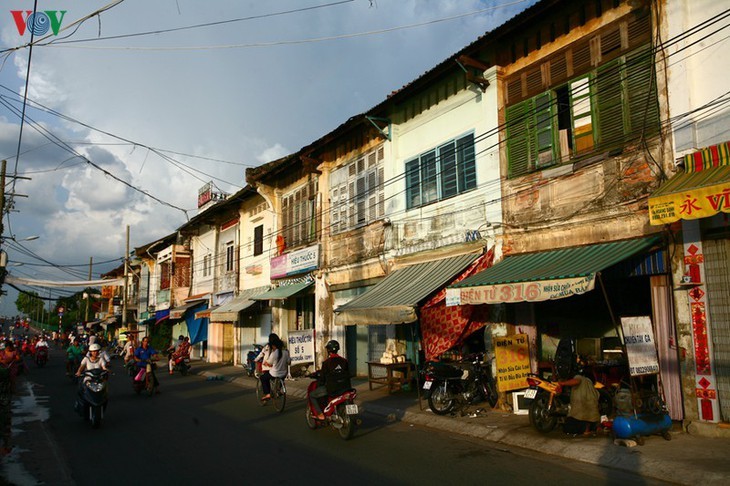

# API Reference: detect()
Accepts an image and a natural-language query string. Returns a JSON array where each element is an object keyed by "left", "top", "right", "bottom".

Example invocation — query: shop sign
[
  {"left": 649, "top": 184, "right": 730, "bottom": 225},
  {"left": 270, "top": 245, "right": 319, "bottom": 279},
  {"left": 288, "top": 329, "right": 314, "bottom": 364},
  {"left": 447, "top": 276, "right": 595, "bottom": 306},
  {"left": 621, "top": 316, "right": 660, "bottom": 376},
  {"left": 494, "top": 334, "right": 531, "bottom": 392}
]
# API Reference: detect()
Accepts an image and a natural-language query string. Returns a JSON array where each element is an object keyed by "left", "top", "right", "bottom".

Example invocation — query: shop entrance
[{"left": 704, "top": 237, "right": 730, "bottom": 421}]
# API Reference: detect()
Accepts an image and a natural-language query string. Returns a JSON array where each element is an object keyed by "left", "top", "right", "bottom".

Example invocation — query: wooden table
[{"left": 366, "top": 361, "right": 414, "bottom": 393}]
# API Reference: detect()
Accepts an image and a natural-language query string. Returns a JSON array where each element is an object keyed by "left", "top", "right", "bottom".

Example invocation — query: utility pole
[
  {"left": 123, "top": 225, "right": 130, "bottom": 330},
  {"left": 0, "top": 159, "right": 6, "bottom": 240},
  {"left": 85, "top": 256, "right": 92, "bottom": 322}
]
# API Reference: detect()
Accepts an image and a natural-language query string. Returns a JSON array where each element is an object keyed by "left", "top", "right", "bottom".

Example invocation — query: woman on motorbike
[
  {"left": 66, "top": 338, "right": 84, "bottom": 377},
  {"left": 76, "top": 344, "right": 108, "bottom": 389}
]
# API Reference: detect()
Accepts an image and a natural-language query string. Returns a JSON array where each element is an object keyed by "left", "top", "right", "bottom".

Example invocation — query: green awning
[
  {"left": 335, "top": 253, "right": 480, "bottom": 326},
  {"left": 210, "top": 286, "right": 269, "bottom": 322},
  {"left": 447, "top": 237, "right": 661, "bottom": 305},
  {"left": 251, "top": 281, "right": 313, "bottom": 301}
]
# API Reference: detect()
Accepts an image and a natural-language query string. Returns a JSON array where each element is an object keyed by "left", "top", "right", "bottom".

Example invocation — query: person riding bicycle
[
  {"left": 66, "top": 338, "right": 84, "bottom": 377},
  {"left": 308, "top": 340, "right": 351, "bottom": 420},
  {"left": 259, "top": 334, "right": 289, "bottom": 401},
  {"left": 134, "top": 337, "right": 160, "bottom": 390}
]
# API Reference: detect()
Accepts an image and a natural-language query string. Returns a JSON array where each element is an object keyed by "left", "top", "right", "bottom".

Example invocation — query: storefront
[
  {"left": 169, "top": 297, "right": 209, "bottom": 360},
  {"left": 649, "top": 141, "right": 730, "bottom": 423},
  {"left": 209, "top": 286, "right": 271, "bottom": 365},
  {"left": 447, "top": 236, "right": 683, "bottom": 419},
  {"left": 335, "top": 251, "right": 485, "bottom": 379}
]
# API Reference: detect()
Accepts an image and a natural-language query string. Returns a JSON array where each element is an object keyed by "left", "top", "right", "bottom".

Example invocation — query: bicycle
[{"left": 256, "top": 373, "right": 287, "bottom": 413}]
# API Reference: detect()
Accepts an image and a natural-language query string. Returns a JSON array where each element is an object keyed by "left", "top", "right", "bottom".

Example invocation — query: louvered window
[
  {"left": 282, "top": 179, "right": 319, "bottom": 247},
  {"left": 506, "top": 43, "right": 658, "bottom": 178},
  {"left": 329, "top": 144, "right": 385, "bottom": 234},
  {"left": 405, "top": 133, "right": 476, "bottom": 210}
]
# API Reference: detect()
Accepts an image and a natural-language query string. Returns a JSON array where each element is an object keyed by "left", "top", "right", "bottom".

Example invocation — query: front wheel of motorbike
[
  {"left": 428, "top": 382, "right": 456, "bottom": 415},
  {"left": 529, "top": 394, "right": 558, "bottom": 434},
  {"left": 336, "top": 404, "right": 355, "bottom": 440},
  {"left": 145, "top": 373, "right": 156, "bottom": 397},
  {"left": 179, "top": 364, "right": 188, "bottom": 376},
  {"left": 305, "top": 406, "right": 318, "bottom": 430}
]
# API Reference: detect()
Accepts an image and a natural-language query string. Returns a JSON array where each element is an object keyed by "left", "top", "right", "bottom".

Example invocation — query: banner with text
[
  {"left": 494, "top": 334, "right": 531, "bottom": 392},
  {"left": 288, "top": 329, "right": 315, "bottom": 364},
  {"left": 621, "top": 316, "right": 660, "bottom": 376},
  {"left": 447, "top": 276, "right": 595, "bottom": 306}
]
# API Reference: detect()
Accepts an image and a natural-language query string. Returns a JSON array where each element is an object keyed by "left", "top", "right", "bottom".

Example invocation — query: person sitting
[
  {"left": 169, "top": 336, "right": 191, "bottom": 374},
  {"left": 308, "top": 340, "right": 351, "bottom": 420},
  {"left": 76, "top": 343, "right": 108, "bottom": 380}
]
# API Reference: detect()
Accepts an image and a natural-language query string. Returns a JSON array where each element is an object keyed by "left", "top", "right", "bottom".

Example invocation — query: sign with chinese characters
[
  {"left": 288, "top": 329, "right": 315, "bottom": 364},
  {"left": 446, "top": 276, "right": 595, "bottom": 306},
  {"left": 621, "top": 316, "right": 660, "bottom": 376},
  {"left": 270, "top": 245, "right": 319, "bottom": 279},
  {"left": 494, "top": 334, "right": 531, "bottom": 392},
  {"left": 649, "top": 181, "right": 730, "bottom": 225}
]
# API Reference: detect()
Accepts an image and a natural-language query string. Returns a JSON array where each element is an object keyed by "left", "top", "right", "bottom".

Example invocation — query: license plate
[
  {"left": 422, "top": 380, "right": 433, "bottom": 390},
  {"left": 524, "top": 388, "right": 538, "bottom": 399},
  {"left": 345, "top": 404, "right": 358, "bottom": 415}
]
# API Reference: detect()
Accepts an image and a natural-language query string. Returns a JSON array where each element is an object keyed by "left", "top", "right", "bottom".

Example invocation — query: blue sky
[{"left": 0, "top": 0, "right": 537, "bottom": 316}]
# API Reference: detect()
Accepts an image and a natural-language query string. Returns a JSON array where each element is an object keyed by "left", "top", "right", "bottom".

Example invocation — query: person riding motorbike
[
  {"left": 308, "top": 340, "right": 351, "bottom": 420},
  {"left": 168, "top": 336, "right": 191, "bottom": 375},
  {"left": 76, "top": 343, "right": 108, "bottom": 382},
  {"left": 134, "top": 337, "right": 159, "bottom": 390},
  {"left": 123, "top": 333, "right": 139, "bottom": 374},
  {"left": 66, "top": 338, "right": 84, "bottom": 377}
]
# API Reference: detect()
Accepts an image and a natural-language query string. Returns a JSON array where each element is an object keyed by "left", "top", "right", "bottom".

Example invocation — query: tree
[{"left": 15, "top": 291, "right": 44, "bottom": 318}]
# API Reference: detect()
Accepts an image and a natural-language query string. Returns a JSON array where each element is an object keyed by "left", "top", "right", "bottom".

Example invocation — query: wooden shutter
[
  {"left": 506, "top": 98, "right": 537, "bottom": 178},
  {"left": 457, "top": 134, "right": 477, "bottom": 191},
  {"left": 624, "top": 45, "right": 659, "bottom": 139},
  {"left": 439, "top": 141, "right": 457, "bottom": 198},
  {"left": 593, "top": 56, "right": 625, "bottom": 152}
]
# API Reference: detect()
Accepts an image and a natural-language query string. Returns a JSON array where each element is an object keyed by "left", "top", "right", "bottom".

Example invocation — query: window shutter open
[
  {"left": 624, "top": 45, "right": 659, "bottom": 139},
  {"left": 506, "top": 98, "right": 537, "bottom": 178},
  {"left": 594, "top": 57, "right": 625, "bottom": 152}
]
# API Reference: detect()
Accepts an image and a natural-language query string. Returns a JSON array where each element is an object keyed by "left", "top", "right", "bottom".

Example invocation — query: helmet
[
  {"left": 89, "top": 343, "right": 101, "bottom": 352},
  {"left": 325, "top": 340, "right": 340, "bottom": 354},
  {"left": 178, "top": 335, "right": 184, "bottom": 341}
]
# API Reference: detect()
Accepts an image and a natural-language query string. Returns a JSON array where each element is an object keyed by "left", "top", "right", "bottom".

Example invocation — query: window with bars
[
  {"left": 505, "top": 44, "right": 658, "bottom": 178},
  {"left": 405, "top": 133, "right": 477, "bottom": 210},
  {"left": 282, "top": 179, "right": 319, "bottom": 247},
  {"left": 329, "top": 145, "right": 385, "bottom": 234},
  {"left": 202, "top": 254, "right": 211, "bottom": 277}
]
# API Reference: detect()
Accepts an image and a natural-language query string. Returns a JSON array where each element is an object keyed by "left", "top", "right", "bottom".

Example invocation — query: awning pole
[
  {"left": 411, "top": 322, "right": 423, "bottom": 410},
  {"left": 597, "top": 272, "right": 623, "bottom": 344}
]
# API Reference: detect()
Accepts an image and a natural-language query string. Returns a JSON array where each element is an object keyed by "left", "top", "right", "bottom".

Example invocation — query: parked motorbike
[
  {"left": 304, "top": 373, "right": 359, "bottom": 440},
  {"left": 74, "top": 369, "right": 109, "bottom": 428},
  {"left": 132, "top": 360, "right": 159, "bottom": 396},
  {"left": 525, "top": 373, "right": 614, "bottom": 434},
  {"left": 422, "top": 353, "right": 498, "bottom": 415},
  {"left": 246, "top": 344, "right": 263, "bottom": 377},
  {"left": 35, "top": 347, "right": 49, "bottom": 367}
]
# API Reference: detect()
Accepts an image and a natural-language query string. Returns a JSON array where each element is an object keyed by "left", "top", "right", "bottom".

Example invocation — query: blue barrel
[{"left": 613, "top": 413, "right": 672, "bottom": 439}]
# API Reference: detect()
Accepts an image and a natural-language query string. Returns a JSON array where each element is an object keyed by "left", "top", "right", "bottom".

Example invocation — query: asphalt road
[{"left": 1, "top": 349, "right": 667, "bottom": 486}]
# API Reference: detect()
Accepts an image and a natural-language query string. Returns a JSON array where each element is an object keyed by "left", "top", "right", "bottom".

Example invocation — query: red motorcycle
[{"left": 304, "top": 374, "right": 359, "bottom": 440}]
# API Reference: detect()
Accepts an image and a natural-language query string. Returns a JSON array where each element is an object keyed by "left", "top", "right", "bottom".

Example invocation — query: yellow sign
[
  {"left": 649, "top": 182, "right": 730, "bottom": 225},
  {"left": 494, "top": 334, "right": 531, "bottom": 392}
]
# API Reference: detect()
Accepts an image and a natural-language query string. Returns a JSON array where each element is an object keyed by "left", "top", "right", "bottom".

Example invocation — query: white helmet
[{"left": 89, "top": 343, "right": 101, "bottom": 352}]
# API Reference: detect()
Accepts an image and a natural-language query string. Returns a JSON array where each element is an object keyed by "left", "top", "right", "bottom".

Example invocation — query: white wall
[
  {"left": 665, "top": 0, "right": 730, "bottom": 152},
  {"left": 191, "top": 228, "right": 216, "bottom": 296},
  {"left": 385, "top": 67, "right": 503, "bottom": 254},
  {"left": 239, "top": 200, "right": 273, "bottom": 291}
]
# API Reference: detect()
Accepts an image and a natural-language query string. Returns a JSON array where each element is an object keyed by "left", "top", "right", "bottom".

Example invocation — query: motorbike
[
  {"left": 525, "top": 373, "right": 614, "bottom": 434},
  {"left": 245, "top": 344, "right": 263, "bottom": 377},
  {"left": 169, "top": 353, "right": 191, "bottom": 376},
  {"left": 421, "top": 353, "right": 498, "bottom": 415},
  {"left": 132, "top": 360, "right": 159, "bottom": 396},
  {"left": 74, "top": 369, "right": 109, "bottom": 429},
  {"left": 304, "top": 373, "right": 359, "bottom": 440},
  {"left": 35, "top": 347, "right": 49, "bottom": 367}
]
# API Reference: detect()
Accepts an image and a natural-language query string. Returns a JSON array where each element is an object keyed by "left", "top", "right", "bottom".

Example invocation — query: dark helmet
[
  {"left": 178, "top": 335, "right": 184, "bottom": 341},
  {"left": 325, "top": 340, "right": 340, "bottom": 354}
]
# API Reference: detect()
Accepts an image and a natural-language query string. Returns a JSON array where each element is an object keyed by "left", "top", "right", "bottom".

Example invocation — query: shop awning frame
[
  {"left": 169, "top": 301, "right": 203, "bottom": 320},
  {"left": 335, "top": 252, "right": 481, "bottom": 326},
  {"left": 251, "top": 282, "right": 313, "bottom": 301},
  {"left": 448, "top": 236, "right": 661, "bottom": 305},
  {"left": 211, "top": 286, "right": 270, "bottom": 322}
]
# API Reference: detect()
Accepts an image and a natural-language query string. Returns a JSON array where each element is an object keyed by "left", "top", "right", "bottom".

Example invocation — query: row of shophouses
[{"left": 100, "top": 0, "right": 730, "bottom": 429}]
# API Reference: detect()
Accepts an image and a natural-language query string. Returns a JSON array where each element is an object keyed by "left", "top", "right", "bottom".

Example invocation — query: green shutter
[
  {"left": 506, "top": 98, "right": 537, "bottom": 178},
  {"left": 624, "top": 45, "right": 659, "bottom": 139},
  {"left": 594, "top": 56, "right": 626, "bottom": 152}
]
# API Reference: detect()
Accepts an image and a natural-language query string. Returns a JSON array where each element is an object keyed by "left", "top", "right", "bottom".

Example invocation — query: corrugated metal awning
[
  {"left": 335, "top": 253, "right": 480, "bottom": 326},
  {"left": 648, "top": 164, "right": 730, "bottom": 225},
  {"left": 169, "top": 301, "right": 202, "bottom": 320},
  {"left": 251, "top": 282, "right": 313, "bottom": 301},
  {"left": 447, "top": 237, "right": 661, "bottom": 305},
  {"left": 210, "top": 286, "right": 270, "bottom": 321}
]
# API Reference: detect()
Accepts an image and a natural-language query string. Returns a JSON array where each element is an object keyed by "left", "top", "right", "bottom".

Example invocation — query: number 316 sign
[{"left": 494, "top": 334, "right": 531, "bottom": 392}]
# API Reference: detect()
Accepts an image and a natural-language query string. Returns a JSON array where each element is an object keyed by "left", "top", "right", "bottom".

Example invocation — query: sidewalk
[{"left": 191, "top": 361, "right": 730, "bottom": 485}]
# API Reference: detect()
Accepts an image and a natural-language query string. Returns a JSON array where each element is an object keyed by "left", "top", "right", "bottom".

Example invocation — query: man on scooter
[{"left": 308, "top": 340, "right": 351, "bottom": 420}]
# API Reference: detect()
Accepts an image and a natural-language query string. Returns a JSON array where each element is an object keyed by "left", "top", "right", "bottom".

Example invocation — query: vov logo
[{"left": 11, "top": 10, "right": 67, "bottom": 36}]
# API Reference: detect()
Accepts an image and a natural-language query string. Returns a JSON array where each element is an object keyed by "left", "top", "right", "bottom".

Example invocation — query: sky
[{"left": 0, "top": 0, "right": 537, "bottom": 316}]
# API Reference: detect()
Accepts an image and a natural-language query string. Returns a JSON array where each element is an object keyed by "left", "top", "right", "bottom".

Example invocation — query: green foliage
[
  {"left": 148, "top": 323, "right": 172, "bottom": 353},
  {"left": 15, "top": 291, "right": 44, "bottom": 316}
]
